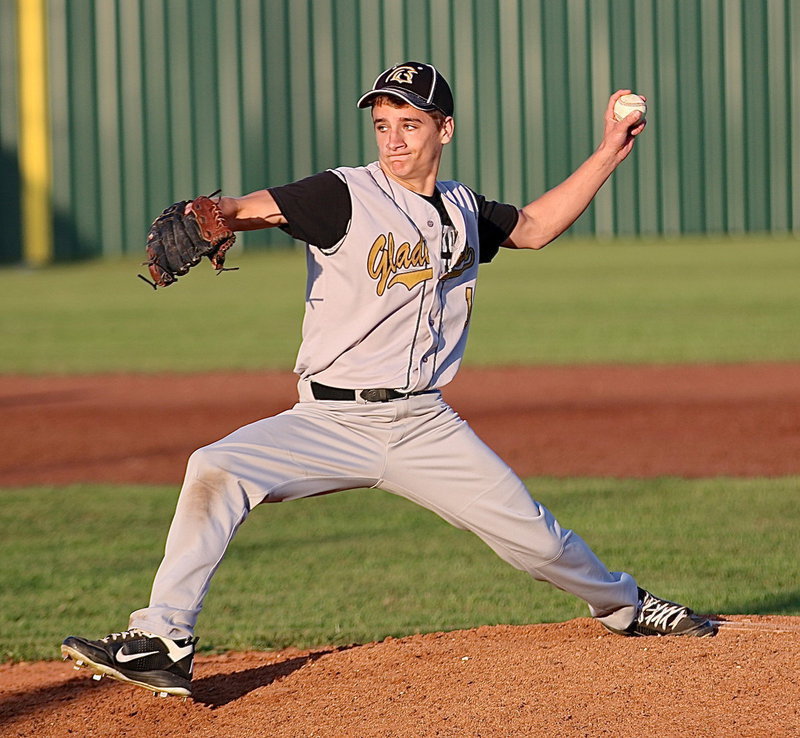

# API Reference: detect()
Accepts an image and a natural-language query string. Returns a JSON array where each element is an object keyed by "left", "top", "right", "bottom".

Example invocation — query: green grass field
[
  {"left": 1, "top": 233, "right": 798, "bottom": 661},
  {"left": 2, "top": 478, "right": 798, "bottom": 661},
  {"left": 1, "top": 234, "right": 798, "bottom": 373}
]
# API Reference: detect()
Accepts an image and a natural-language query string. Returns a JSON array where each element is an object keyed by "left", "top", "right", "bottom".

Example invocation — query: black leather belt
[{"left": 311, "top": 382, "right": 433, "bottom": 403}]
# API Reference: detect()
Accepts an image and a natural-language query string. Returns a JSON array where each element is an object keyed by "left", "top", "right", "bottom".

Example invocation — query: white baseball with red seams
[{"left": 613, "top": 93, "right": 647, "bottom": 122}]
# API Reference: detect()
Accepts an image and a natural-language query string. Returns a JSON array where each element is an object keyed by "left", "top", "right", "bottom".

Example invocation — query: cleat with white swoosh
[{"left": 60, "top": 629, "right": 196, "bottom": 697}]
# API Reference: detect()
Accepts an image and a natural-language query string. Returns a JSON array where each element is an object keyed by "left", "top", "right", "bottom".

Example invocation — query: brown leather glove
[{"left": 141, "top": 194, "right": 236, "bottom": 288}]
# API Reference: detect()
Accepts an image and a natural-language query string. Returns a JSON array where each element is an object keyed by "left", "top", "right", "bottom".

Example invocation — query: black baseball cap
[{"left": 357, "top": 62, "right": 454, "bottom": 117}]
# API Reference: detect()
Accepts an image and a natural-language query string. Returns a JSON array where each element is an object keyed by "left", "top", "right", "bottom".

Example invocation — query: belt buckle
[{"left": 360, "top": 388, "right": 396, "bottom": 402}]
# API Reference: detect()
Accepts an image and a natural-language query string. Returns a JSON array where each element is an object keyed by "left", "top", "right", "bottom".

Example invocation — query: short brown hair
[{"left": 370, "top": 94, "right": 448, "bottom": 130}]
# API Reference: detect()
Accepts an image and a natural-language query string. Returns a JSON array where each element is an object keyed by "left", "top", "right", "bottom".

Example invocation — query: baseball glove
[{"left": 139, "top": 193, "right": 236, "bottom": 289}]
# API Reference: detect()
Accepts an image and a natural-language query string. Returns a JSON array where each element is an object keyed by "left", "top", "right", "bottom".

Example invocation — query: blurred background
[{"left": 2, "top": 0, "right": 798, "bottom": 266}]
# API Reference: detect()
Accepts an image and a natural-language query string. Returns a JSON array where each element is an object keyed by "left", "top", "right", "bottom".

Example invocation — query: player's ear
[{"left": 440, "top": 116, "right": 454, "bottom": 144}]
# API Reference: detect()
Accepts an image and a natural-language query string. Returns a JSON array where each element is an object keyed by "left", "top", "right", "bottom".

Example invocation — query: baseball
[{"left": 613, "top": 93, "right": 647, "bottom": 122}]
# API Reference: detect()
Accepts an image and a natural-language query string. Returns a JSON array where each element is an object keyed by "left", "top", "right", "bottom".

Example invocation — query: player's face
[{"left": 372, "top": 103, "right": 454, "bottom": 192}]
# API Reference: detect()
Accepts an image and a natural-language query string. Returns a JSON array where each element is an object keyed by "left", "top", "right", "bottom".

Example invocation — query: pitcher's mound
[{"left": 3, "top": 616, "right": 799, "bottom": 736}]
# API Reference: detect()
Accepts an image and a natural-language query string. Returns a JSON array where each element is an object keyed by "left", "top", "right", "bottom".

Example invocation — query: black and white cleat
[{"left": 60, "top": 629, "right": 194, "bottom": 698}]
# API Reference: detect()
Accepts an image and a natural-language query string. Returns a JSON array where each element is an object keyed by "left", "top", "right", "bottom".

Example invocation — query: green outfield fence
[{"left": 1, "top": 0, "right": 799, "bottom": 265}]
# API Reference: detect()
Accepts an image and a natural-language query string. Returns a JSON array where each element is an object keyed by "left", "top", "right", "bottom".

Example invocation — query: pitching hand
[{"left": 601, "top": 89, "right": 647, "bottom": 164}]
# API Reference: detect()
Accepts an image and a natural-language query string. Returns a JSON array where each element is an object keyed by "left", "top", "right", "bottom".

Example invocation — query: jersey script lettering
[{"left": 367, "top": 232, "right": 432, "bottom": 296}]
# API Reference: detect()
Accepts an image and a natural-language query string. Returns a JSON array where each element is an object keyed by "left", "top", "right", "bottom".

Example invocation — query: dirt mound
[{"left": 2, "top": 617, "right": 798, "bottom": 737}]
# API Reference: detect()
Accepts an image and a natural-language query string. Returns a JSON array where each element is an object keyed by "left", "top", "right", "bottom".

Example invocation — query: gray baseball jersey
[
  {"left": 128, "top": 164, "right": 639, "bottom": 641},
  {"left": 295, "top": 162, "right": 479, "bottom": 391}
]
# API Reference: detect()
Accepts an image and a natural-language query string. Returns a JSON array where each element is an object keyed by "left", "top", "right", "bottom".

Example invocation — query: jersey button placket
[{"left": 418, "top": 210, "right": 442, "bottom": 378}]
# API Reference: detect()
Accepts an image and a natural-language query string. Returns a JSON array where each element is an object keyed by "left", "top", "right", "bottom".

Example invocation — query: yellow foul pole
[{"left": 17, "top": 0, "right": 53, "bottom": 266}]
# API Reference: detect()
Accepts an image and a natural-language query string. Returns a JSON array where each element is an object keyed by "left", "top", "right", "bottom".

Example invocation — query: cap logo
[{"left": 387, "top": 66, "right": 418, "bottom": 85}]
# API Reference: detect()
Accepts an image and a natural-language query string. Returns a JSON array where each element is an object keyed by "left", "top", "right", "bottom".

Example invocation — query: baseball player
[{"left": 62, "top": 62, "right": 716, "bottom": 698}]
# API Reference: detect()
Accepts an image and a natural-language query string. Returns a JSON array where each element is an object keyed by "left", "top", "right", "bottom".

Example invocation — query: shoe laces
[
  {"left": 638, "top": 592, "right": 689, "bottom": 630},
  {"left": 101, "top": 628, "right": 147, "bottom": 643}
]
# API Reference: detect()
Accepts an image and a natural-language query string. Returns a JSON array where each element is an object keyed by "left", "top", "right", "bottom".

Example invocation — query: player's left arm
[{"left": 503, "top": 89, "right": 646, "bottom": 251}]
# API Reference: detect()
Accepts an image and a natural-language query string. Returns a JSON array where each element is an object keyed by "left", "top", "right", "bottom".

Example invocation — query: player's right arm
[
  {"left": 216, "top": 190, "right": 288, "bottom": 231},
  {"left": 213, "top": 173, "right": 351, "bottom": 250}
]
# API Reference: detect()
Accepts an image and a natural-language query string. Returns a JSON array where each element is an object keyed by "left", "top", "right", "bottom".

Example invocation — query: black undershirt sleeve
[
  {"left": 268, "top": 171, "right": 351, "bottom": 250},
  {"left": 268, "top": 171, "right": 518, "bottom": 262},
  {"left": 475, "top": 194, "right": 520, "bottom": 263}
]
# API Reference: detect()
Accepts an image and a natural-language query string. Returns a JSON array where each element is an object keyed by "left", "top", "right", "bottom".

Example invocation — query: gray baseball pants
[{"left": 129, "top": 383, "right": 638, "bottom": 638}]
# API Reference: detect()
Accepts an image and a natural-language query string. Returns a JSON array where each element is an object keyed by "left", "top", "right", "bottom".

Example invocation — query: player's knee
[
  {"left": 185, "top": 444, "right": 233, "bottom": 486},
  {"left": 179, "top": 444, "right": 248, "bottom": 514},
  {"left": 479, "top": 529, "right": 565, "bottom": 573},
  {"left": 465, "top": 493, "right": 567, "bottom": 565},
  {"left": 526, "top": 508, "right": 569, "bottom": 563},
  {"left": 526, "top": 531, "right": 566, "bottom": 565}
]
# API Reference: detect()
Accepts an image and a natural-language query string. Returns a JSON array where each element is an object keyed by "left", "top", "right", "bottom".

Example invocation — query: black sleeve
[
  {"left": 474, "top": 194, "right": 519, "bottom": 263},
  {"left": 268, "top": 171, "right": 351, "bottom": 249}
]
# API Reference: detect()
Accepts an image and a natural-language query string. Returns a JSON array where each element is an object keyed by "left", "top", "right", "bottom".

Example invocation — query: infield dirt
[{"left": 1, "top": 363, "right": 799, "bottom": 736}]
